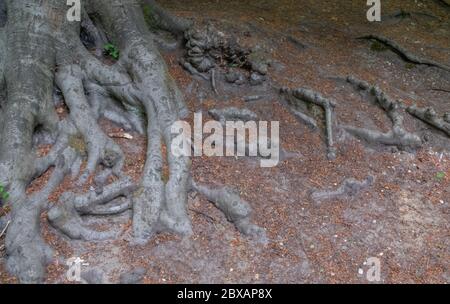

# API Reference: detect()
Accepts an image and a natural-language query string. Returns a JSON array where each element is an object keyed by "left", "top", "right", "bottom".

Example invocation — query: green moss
[
  {"left": 370, "top": 41, "right": 388, "bottom": 52},
  {"left": 69, "top": 135, "right": 87, "bottom": 156}
]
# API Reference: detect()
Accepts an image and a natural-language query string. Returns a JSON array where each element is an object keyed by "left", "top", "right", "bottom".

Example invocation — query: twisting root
[
  {"left": 6, "top": 148, "right": 78, "bottom": 283},
  {"left": 55, "top": 65, "right": 125, "bottom": 184},
  {"left": 406, "top": 105, "right": 450, "bottom": 137},
  {"left": 280, "top": 87, "right": 337, "bottom": 160},
  {"left": 191, "top": 180, "right": 267, "bottom": 244},
  {"left": 344, "top": 76, "right": 422, "bottom": 150},
  {"left": 88, "top": 0, "right": 193, "bottom": 238},
  {"left": 85, "top": 82, "right": 145, "bottom": 135},
  {"left": 48, "top": 177, "right": 136, "bottom": 241}
]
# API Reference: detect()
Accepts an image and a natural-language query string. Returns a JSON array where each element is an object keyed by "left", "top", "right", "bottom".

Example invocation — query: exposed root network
[{"left": 344, "top": 76, "right": 422, "bottom": 151}]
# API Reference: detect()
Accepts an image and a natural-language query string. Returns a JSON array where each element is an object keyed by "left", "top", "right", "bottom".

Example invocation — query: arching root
[{"left": 280, "top": 87, "right": 337, "bottom": 160}]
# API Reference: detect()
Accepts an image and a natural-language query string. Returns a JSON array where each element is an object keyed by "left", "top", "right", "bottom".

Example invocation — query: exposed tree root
[
  {"left": 358, "top": 35, "right": 450, "bottom": 72},
  {"left": 406, "top": 105, "right": 450, "bottom": 137},
  {"left": 48, "top": 178, "right": 136, "bottom": 241},
  {"left": 208, "top": 107, "right": 259, "bottom": 125},
  {"left": 5, "top": 148, "right": 78, "bottom": 283},
  {"left": 310, "top": 176, "right": 374, "bottom": 204},
  {"left": 344, "top": 76, "right": 422, "bottom": 151},
  {"left": 141, "top": 0, "right": 192, "bottom": 35},
  {"left": 55, "top": 65, "right": 125, "bottom": 184},
  {"left": 191, "top": 180, "right": 267, "bottom": 244},
  {"left": 280, "top": 87, "right": 337, "bottom": 160}
]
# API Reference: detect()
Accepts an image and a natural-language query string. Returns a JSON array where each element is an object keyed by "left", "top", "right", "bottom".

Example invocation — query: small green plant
[
  {"left": 0, "top": 184, "right": 10, "bottom": 202},
  {"left": 435, "top": 171, "right": 446, "bottom": 181},
  {"left": 104, "top": 43, "right": 120, "bottom": 60}
]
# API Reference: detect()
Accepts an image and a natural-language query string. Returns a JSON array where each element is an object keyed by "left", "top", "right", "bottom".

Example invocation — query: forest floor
[{"left": 1, "top": 0, "right": 449, "bottom": 283}]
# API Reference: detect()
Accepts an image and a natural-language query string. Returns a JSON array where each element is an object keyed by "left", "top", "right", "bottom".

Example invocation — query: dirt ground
[{"left": 1, "top": 0, "right": 449, "bottom": 283}]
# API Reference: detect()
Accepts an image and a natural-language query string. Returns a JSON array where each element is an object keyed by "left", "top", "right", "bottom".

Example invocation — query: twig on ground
[{"left": 0, "top": 220, "right": 10, "bottom": 238}]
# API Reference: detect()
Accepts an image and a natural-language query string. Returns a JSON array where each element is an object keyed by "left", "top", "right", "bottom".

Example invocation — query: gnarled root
[
  {"left": 6, "top": 148, "right": 78, "bottom": 283},
  {"left": 55, "top": 65, "right": 125, "bottom": 184},
  {"left": 280, "top": 87, "right": 337, "bottom": 160},
  {"left": 406, "top": 105, "right": 450, "bottom": 137},
  {"left": 48, "top": 177, "right": 136, "bottom": 241},
  {"left": 191, "top": 180, "right": 267, "bottom": 244},
  {"left": 344, "top": 76, "right": 422, "bottom": 150}
]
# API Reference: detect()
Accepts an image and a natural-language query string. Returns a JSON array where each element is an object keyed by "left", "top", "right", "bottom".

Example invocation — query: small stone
[
  {"left": 249, "top": 72, "right": 265, "bottom": 86},
  {"left": 358, "top": 268, "right": 364, "bottom": 275},
  {"left": 225, "top": 70, "right": 246, "bottom": 84},
  {"left": 196, "top": 57, "right": 215, "bottom": 72}
]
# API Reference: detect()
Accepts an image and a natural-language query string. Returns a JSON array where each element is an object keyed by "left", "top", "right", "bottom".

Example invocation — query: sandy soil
[{"left": 1, "top": 0, "right": 449, "bottom": 283}]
